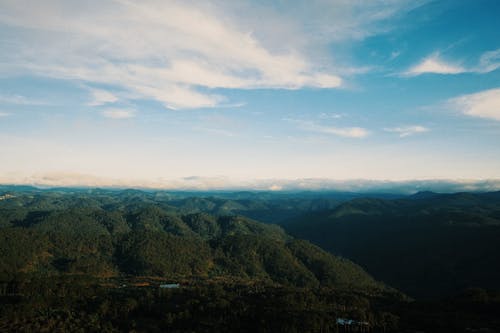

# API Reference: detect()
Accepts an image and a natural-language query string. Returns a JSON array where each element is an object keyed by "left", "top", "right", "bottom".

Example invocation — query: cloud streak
[
  {"left": 102, "top": 108, "right": 135, "bottom": 119},
  {"left": 287, "top": 119, "right": 369, "bottom": 138},
  {"left": 87, "top": 88, "right": 119, "bottom": 106},
  {"left": 0, "top": 0, "right": 424, "bottom": 110},
  {"left": 0, "top": 0, "right": 343, "bottom": 110},
  {"left": 405, "top": 49, "right": 500, "bottom": 76},
  {"left": 312, "top": 125, "right": 369, "bottom": 138},
  {"left": 476, "top": 49, "right": 500, "bottom": 73},
  {"left": 405, "top": 53, "right": 465, "bottom": 76},
  {"left": 449, "top": 88, "right": 500, "bottom": 121},
  {"left": 385, "top": 125, "right": 429, "bottom": 137},
  {"left": 0, "top": 94, "right": 48, "bottom": 105}
]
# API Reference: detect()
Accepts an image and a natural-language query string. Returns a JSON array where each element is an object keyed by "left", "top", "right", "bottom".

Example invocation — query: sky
[{"left": 0, "top": 0, "right": 499, "bottom": 190}]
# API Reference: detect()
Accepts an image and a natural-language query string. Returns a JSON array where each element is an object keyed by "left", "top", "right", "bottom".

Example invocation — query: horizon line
[{"left": 2, "top": 177, "right": 500, "bottom": 194}]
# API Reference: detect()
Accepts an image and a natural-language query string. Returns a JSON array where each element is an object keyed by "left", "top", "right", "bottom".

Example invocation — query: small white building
[{"left": 159, "top": 283, "right": 180, "bottom": 289}]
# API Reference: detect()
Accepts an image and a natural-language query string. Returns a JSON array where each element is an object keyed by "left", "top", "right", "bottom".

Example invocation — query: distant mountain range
[
  {"left": 0, "top": 184, "right": 401, "bottom": 223},
  {"left": 2, "top": 177, "right": 500, "bottom": 194}
]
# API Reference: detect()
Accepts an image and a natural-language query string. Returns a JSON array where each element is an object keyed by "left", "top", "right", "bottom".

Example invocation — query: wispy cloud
[
  {"left": 385, "top": 125, "right": 429, "bottom": 137},
  {"left": 313, "top": 125, "right": 369, "bottom": 138},
  {"left": 0, "top": 0, "right": 340, "bottom": 109},
  {"left": 102, "top": 108, "right": 135, "bottom": 119},
  {"left": 0, "top": 112, "right": 10, "bottom": 117},
  {"left": 405, "top": 53, "right": 465, "bottom": 76},
  {"left": 288, "top": 119, "right": 369, "bottom": 138},
  {"left": 389, "top": 50, "right": 401, "bottom": 61},
  {"left": 404, "top": 49, "right": 500, "bottom": 76},
  {"left": 319, "top": 112, "right": 343, "bottom": 119},
  {"left": 475, "top": 49, "right": 500, "bottom": 73},
  {"left": 0, "top": 94, "right": 48, "bottom": 105},
  {"left": 449, "top": 88, "right": 500, "bottom": 121},
  {"left": 87, "top": 88, "right": 119, "bottom": 106},
  {"left": 0, "top": 0, "right": 424, "bottom": 110}
]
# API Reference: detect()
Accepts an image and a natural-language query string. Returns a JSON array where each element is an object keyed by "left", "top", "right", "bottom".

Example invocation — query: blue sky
[{"left": 0, "top": 0, "right": 499, "bottom": 189}]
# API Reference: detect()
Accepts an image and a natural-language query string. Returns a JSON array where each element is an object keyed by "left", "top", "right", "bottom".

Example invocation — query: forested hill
[
  {"left": 2, "top": 188, "right": 500, "bottom": 332},
  {"left": 0, "top": 189, "right": 384, "bottom": 292},
  {"left": 283, "top": 191, "right": 500, "bottom": 298}
]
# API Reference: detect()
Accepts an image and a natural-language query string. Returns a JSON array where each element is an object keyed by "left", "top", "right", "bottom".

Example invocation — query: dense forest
[
  {"left": 1, "top": 186, "right": 499, "bottom": 332},
  {"left": 283, "top": 191, "right": 500, "bottom": 299},
  {"left": 0, "top": 188, "right": 382, "bottom": 290}
]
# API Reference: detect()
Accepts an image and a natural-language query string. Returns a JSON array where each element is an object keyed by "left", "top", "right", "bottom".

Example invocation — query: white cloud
[
  {"left": 476, "top": 49, "right": 500, "bottom": 73},
  {"left": 102, "top": 108, "right": 135, "bottom": 119},
  {"left": 315, "top": 126, "right": 369, "bottom": 138},
  {"left": 405, "top": 49, "right": 500, "bottom": 76},
  {"left": 87, "top": 88, "right": 118, "bottom": 106},
  {"left": 406, "top": 54, "right": 465, "bottom": 76},
  {"left": 0, "top": 0, "right": 339, "bottom": 109},
  {"left": 319, "top": 112, "right": 343, "bottom": 119},
  {"left": 0, "top": 0, "right": 423, "bottom": 110},
  {"left": 449, "top": 88, "right": 500, "bottom": 121},
  {"left": 0, "top": 93, "right": 48, "bottom": 105},
  {"left": 389, "top": 51, "right": 401, "bottom": 60},
  {"left": 0, "top": 112, "right": 10, "bottom": 117},
  {"left": 288, "top": 119, "right": 369, "bottom": 138},
  {"left": 385, "top": 125, "right": 429, "bottom": 137},
  {"left": 268, "top": 184, "right": 283, "bottom": 191}
]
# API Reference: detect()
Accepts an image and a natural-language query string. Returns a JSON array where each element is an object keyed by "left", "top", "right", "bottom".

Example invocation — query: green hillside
[
  {"left": 0, "top": 190, "right": 383, "bottom": 292},
  {"left": 2, "top": 188, "right": 500, "bottom": 332}
]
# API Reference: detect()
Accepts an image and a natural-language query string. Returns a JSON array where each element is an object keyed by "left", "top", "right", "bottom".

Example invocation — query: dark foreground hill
[{"left": 284, "top": 191, "right": 500, "bottom": 299}]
